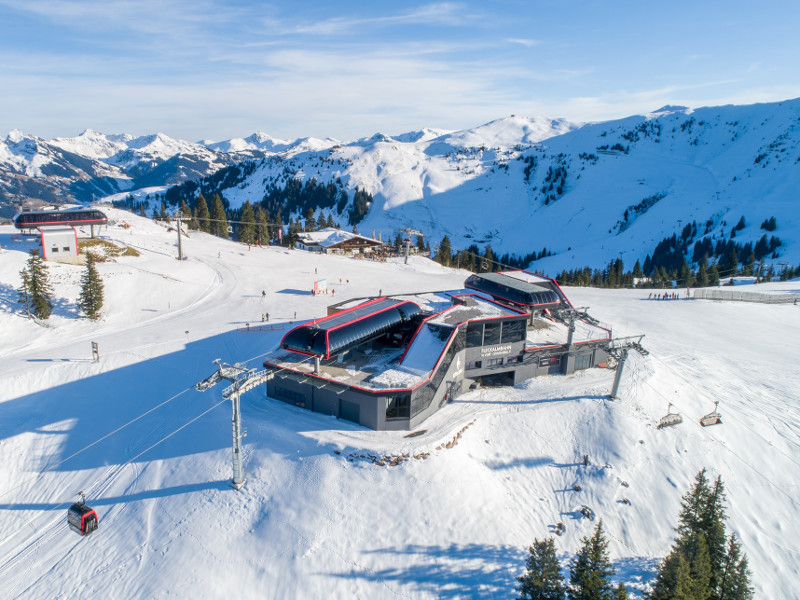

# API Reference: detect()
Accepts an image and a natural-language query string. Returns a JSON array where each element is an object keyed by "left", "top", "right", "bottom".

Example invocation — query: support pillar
[
  {"left": 404, "top": 237, "right": 411, "bottom": 264},
  {"left": 609, "top": 349, "right": 628, "bottom": 400},
  {"left": 230, "top": 393, "right": 245, "bottom": 489}
]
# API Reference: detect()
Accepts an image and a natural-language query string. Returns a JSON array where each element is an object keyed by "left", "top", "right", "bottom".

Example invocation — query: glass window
[
  {"left": 486, "top": 357, "right": 503, "bottom": 366},
  {"left": 51, "top": 246, "right": 59, "bottom": 253},
  {"left": 466, "top": 361, "right": 482, "bottom": 370},
  {"left": 466, "top": 323, "right": 483, "bottom": 347},
  {"left": 386, "top": 394, "right": 411, "bottom": 419},
  {"left": 506, "top": 355, "right": 522, "bottom": 364},
  {"left": 63, "top": 246, "right": 70, "bottom": 252},
  {"left": 501, "top": 320, "right": 525, "bottom": 343},
  {"left": 483, "top": 322, "right": 501, "bottom": 345}
]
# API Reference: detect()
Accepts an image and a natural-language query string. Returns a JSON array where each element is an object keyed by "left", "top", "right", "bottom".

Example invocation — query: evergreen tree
[
  {"left": 239, "top": 200, "right": 256, "bottom": 245},
  {"left": 195, "top": 194, "right": 211, "bottom": 233},
  {"left": 19, "top": 250, "right": 54, "bottom": 320},
  {"left": 708, "top": 263, "right": 720, "bottom": 287},
  {"left": 517, "top": 537, "right": 566, "bottom": 600},
  {"left": 254, "top": 205, "right": 268, "bottom": 245},
  {"left": 17, "top": 266, "right": 31, "bottom": 317},
  {"left": 567, "top": 520, "right": 616, "bottom": 600},
  {"left": 481, "top": 245, "right": 495, "bottom": 273},
  {"left": 210, "top": 194, "right": 229, "bottom": 238},
  {"left": 181, "top": 200, "right": 197, "bottom": 230},
  {"left": 394, "top": 232, "right": 404, "bottom": 250},
  {"left": 696, "top": 256, "right": 710, "bottom": 288},
  {"left": 651, "top": 551, "right": 697, "bottom": 600},
  {"left": 138, "top": 205, "right": 147, "bottom": 218},
  {"left": 160, "top": 200, "right": 170, "bottom": 222},
  {"left": 326, "top": 212, "right": 335, "bottom": 228},
  {"left": 304, "top": 207, "right": 317, "bottom": 231},
  {"left": 612, "top": 583, "right": 629, "bottom": 600},
  {"left": 717, "top": 535, "right": 753, "bottom": 600},
  {"left": 632, "top": 260, "right": 643, "bottom": 279},
  {"left": 78, "top": 252, "right": 104, "bottom": 320},
  {"left": 436, "top": 235, "right": 452, "bottom": 267}
]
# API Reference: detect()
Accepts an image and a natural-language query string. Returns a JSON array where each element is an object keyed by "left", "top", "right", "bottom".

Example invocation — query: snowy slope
[
  {"left": 195, "top": 99, "right": 800, "bottom": 273},
  {"left": 0, "top": 210, "right": 798, "bottom": 598}
]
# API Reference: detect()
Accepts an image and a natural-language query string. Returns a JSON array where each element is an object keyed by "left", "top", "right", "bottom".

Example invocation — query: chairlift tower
[
  {"left": 195, "top": 359, "right": 274, "bottom": 490},
  {"left": 606, "top": 335, "right": 648, "bottom": 400},
  {"left": 399, "top": 228, "right": 422, "bottom": 264}
]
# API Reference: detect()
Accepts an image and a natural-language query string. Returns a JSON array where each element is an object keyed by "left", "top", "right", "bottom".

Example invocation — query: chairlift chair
[
  {"left": 67, "top": 491, "right": 98, "bottom": 536},
  {"left": 700, "top": 401, "right": 722, "bottom": 427},
  {"left": 657, "top": 403, "right": 683, "bottom": 429}
]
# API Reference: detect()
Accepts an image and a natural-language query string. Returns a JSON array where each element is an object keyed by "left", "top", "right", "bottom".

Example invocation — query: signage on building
[{"left": 480, "top": 344, "right": 512, "bottom": 357}]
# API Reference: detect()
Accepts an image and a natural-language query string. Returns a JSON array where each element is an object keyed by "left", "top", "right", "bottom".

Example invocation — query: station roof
[
  {"left": 464, "top": 273, "right": 561, "bottom": 307},
  {"left": 281, "top": 298, "right": 423, "bottom": 359}
]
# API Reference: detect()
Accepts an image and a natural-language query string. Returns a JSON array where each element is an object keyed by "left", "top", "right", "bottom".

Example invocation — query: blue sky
[{"left": 1, "top": 0, "right": 798, "bottom": 142}]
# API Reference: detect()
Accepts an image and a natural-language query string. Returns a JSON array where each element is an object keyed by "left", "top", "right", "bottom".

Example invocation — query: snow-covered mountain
[
  {"left": 177, "top": 100, "right": 799, "bottom": 273},
  {"left": 0, "top": 128, "right": 341, "bottom": 216}
]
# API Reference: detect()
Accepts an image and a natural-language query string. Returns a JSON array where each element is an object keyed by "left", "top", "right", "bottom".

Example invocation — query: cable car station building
[{"left": 263, "top": 271, "right": 612, "bottom": 431}]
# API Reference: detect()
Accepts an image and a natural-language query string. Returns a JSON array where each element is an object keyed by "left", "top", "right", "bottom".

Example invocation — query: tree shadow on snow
[{"left": 327, "top": 542, "right": 525, "bottom": 599}]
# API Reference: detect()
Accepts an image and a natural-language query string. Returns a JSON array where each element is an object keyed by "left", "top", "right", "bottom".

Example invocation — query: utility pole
[
  {"left": 174, "top": 210, "right": 184, "bottom": 261},
  {"left": 399, "top": 228, "right": 422, "bottom": 265},
  {"left": 195, "top": 360, "right": 274, "bottom": 490}
]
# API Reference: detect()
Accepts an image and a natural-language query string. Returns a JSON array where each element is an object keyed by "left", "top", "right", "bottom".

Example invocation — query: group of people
[{"left": 649, "top": 292, "right": 682, "bottom": 300}]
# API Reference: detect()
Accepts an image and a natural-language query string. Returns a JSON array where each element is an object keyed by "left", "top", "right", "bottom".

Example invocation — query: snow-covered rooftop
[{"left": 297, "top": 227, "right": 384, "bottom": 248}]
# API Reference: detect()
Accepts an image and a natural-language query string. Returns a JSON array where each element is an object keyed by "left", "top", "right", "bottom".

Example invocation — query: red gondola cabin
[{"left": 67, "top": 502, "right": 99, "bottom": 536}]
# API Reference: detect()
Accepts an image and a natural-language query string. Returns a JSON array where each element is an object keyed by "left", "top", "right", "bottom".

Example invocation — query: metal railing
[{"left": 694, "top": 289, "right": 800, "bottom": 304}]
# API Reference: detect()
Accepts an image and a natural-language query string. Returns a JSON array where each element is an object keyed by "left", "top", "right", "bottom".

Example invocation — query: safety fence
[
  {"left": 693, "top": 289, "right": 800, "bottom": 304},
  {"left": 236, "top": 323, "right": 286, "bottom": 333}
]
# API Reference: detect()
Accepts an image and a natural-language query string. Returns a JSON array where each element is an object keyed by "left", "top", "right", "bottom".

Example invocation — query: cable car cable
[
  {"left": 0, "top": 386, "right": 195, "bottom": 502},
  {"left": 0, "top": 397, "right": 228, "bottom": 557}
]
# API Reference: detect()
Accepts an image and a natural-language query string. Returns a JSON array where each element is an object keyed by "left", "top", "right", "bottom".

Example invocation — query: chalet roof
[{"left": 297, "top": 228, "right": 384, "bottom": 249}]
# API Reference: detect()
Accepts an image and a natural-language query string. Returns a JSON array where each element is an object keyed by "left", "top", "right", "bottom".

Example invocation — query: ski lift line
[
  {"left": 649, "top": 350, "right": 800, "bottom": 471},
  {"left": 0, "top": 387, "right": 195, "bottom": 503},
  {"left": 0, "top": 397, "right": 229, "bottom": 555}
]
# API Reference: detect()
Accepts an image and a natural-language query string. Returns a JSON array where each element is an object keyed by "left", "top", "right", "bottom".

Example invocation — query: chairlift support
[
  {"left": 700, "top": 401, "right": 722, "bottom": 427},
  {"left": 67, "top": 490, "right": 99, "bottom": 536},
  {"left": 607, "top": 335, "right": 648, "bottom": 400},
  {"left": 657, "top": 403, "right": 683, "bottom": 429}
]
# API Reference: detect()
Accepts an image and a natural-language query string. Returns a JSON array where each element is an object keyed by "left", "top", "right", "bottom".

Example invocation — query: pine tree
[
  {"left": 254, "top": 205, "right": 268, "bottom": 245},
  {"left": 17, "top": 266, "right": 31, "bottom": 317},
  {"left": 180, "top": 200, "right": 197, "bottom": 230},
  {"left": 481, "top": 245, "right": 495, "bottom": 273},
  {"left": 19, "top": 250, "right": 54, "bottom": 320},
  {"left": 160, "top": 201, "right": 169, "bottom": 222},
  {"left": 239, "top": 200, "right": 256, "bottom": 245},
  {"left": 436, "top": 235, "right": 452, "bottom": 267},
  {"left": 394, "top": 232, "right": 403, "bottom": 250},
  {"left": 717, "top": 535, "right": 753, "bottom": 600},
  {"left": 632, "top": 260, "right": 643, "bottom": 279},
  {"left": 612, "top": 583, "right": 629, "bottom": 600},
  {"left": 138, "top": 205, "right": 147, "bottom": 218},
  {"left": 651, "top": 551, "right": 697, "bottom": 600},
  {"left": 708, "top": 263, "right": 720, "bottom": 287},
  {"left": 517, "top": 537, "right": 566, "bottom": 600},
  {"left": 210, "top": 194, "right": 229, "bottom": 238},
  {"left": 78, "top": 252, "right": 104, "bottom": 320},
  {"left": 195, "top": 194, "right": 211, "bottom": 233},
  {"left": 696, "top": 256, "right": 709, "bottom": 287},
  {"left": 567, "top": 520, "right": 616, "bottom": 600}
]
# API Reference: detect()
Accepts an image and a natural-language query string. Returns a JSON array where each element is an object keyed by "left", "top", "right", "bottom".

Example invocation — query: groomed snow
[{"left": 0, "top": 209, "right": 798, "bottom": 598}]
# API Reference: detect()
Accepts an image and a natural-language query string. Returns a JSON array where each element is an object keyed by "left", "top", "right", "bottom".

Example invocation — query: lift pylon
[{"left": 196, "top": 360, "right": 273, "bottom": 490}]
